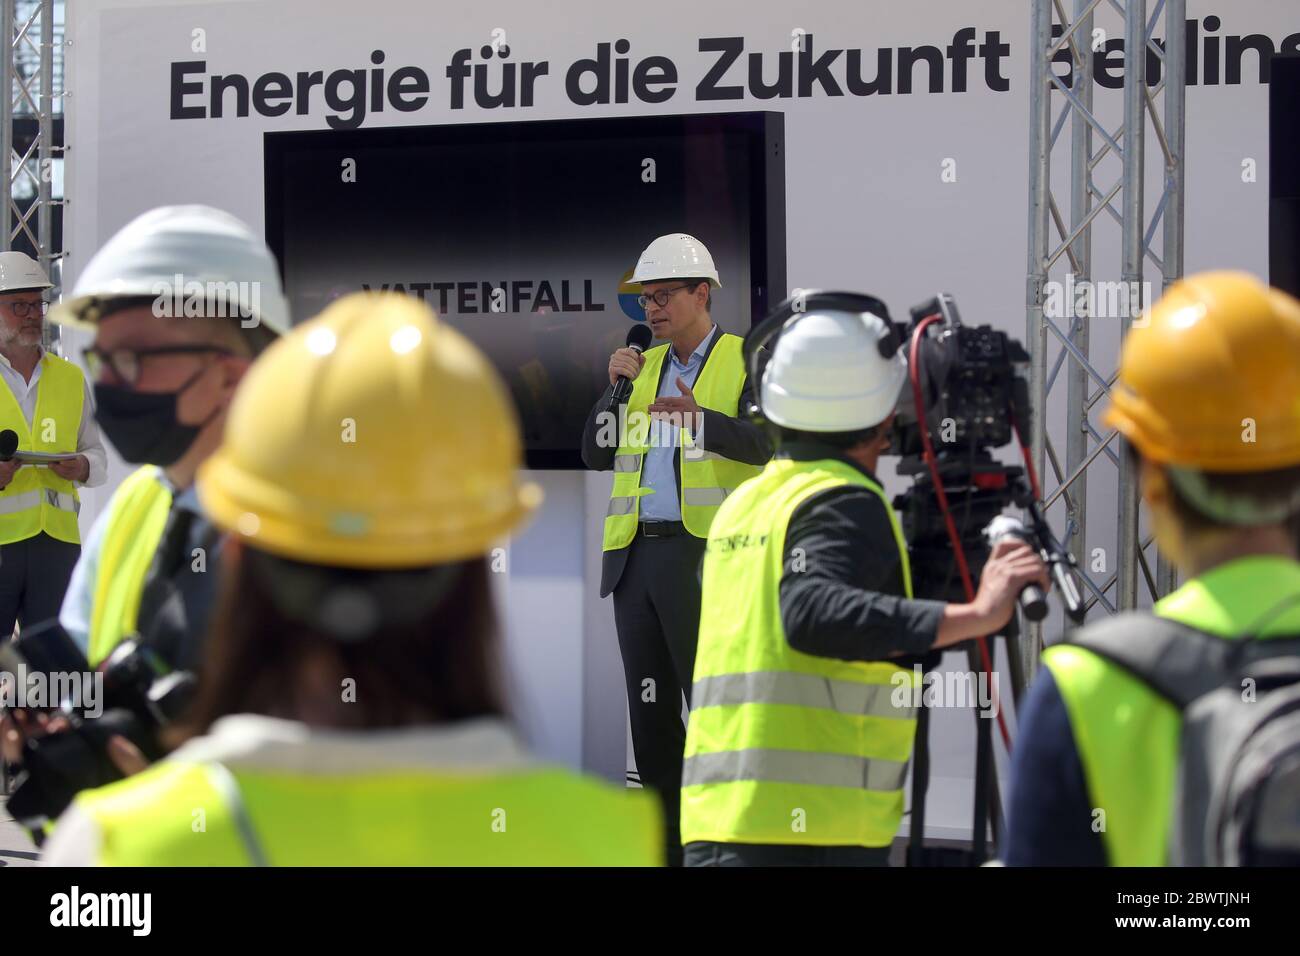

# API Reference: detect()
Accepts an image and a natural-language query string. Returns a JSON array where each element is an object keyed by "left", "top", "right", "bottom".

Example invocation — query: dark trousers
[
  {"left": 684, "top": 841, "right": 892, "bottom": 867},
  {"left": 0, "top": 532, "right": 80, "bottom": 637},
  {"left": 612, "top": 532, "right": 706, "bottom": 867}
]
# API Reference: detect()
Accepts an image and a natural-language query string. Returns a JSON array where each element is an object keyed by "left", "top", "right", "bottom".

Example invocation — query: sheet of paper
[{"left": 11, "top": 451, "right": 80, "bottom": 465}]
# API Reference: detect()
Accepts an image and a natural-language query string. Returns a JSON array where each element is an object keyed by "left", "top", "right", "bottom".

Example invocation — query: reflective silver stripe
[
  {"left": 607, "top": 495, "right": 636, "bottom": 517},
  {"left": 693, "top": 671, "right": 913, "bottom": 720},
  {"left": 0, "top": 490, "right": 41, "bottom": 515},
  {"left": 613, "top": 454, "right": 642, "bottom": 473},
  {"left": 204, "top": 762, "right": 270, "bottom": 867},
  {"left": 0, "top": 489, "right": 80, "bottom": 516},
  {"left": 682, "top": 749, "right": 909, "bottom": 792},
  {"left": 682, "top": 487, "right": 729, "bottom": 507}
]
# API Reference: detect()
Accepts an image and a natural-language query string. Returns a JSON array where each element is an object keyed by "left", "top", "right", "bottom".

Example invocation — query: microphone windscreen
[
  {"left": 626, "top": 323, "right": 654, "bottom": 351},
  {"left": 0, "top": 429, "right": 18, "bottom": 459}
]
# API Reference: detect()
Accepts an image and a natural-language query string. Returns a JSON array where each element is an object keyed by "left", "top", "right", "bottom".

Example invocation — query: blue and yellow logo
[{"left": 617, "top": 269, "right": 645, "bottom": 322}]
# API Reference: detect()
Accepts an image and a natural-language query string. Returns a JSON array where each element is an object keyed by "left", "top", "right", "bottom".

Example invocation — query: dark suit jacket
[{"left": 581, "top": 330, "right": 773, "bottom": 597}]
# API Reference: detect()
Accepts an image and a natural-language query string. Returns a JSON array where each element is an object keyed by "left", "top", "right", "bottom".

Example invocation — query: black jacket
[
  {"left": 581, "top": 329, "right": 772, "bottom": 597},
  {"left": 776, "top": 442, "right": 946, "bottom": 663}
]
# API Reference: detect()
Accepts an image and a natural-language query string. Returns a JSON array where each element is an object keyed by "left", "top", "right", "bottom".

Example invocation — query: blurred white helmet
[
  {"left": 632, "top": 233, "right": 721, "bottom": 288},
  {"left": 0, "top": 251, "right": 52, "bottom": 294},
  {"left": 51, "top": 205, "right": 290, "bottom": 335},
  {"left": 761, "top": 308, "right": 907, "bottom": 431}
]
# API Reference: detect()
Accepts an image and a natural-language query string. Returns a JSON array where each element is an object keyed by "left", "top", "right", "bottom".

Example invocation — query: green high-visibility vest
[
  {"left": 0, "top": 352, "right": 84, "bottom": 546},
  {"left": 1042, "top": 555, "right": 1300, "bottom": 866},
  {"left": 602, "top": 332, "right": 762, "bottom": 550},
  {"left": 72, "top": 758, "right": 663, "bottom": 866},
  {"left": 87, "top": 466, "right": 173, "bottom": 667},
  {"left": 682, "top": 457, "right": 921, "bottom": 848}
]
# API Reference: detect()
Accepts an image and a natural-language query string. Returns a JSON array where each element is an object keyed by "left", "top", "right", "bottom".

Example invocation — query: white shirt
[{"left": 0, "top": 346, "right": 107, "bottom": 488}]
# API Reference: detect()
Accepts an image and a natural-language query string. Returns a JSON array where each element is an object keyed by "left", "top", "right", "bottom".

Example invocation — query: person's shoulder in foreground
[{"left": 42, "top": 715, "right": 663, "bottom": 867}]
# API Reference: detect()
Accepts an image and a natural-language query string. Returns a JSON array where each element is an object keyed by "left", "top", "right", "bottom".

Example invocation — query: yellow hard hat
[
  {"left": 1102, "top": 271, "right": 1300, "bottom": 472},
  {"left": 198, "top": 292, "right": 542, "bottom": 568}
]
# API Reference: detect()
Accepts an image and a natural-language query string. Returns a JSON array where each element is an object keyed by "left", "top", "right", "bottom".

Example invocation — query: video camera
[
  {"left": 886, "top": 293, "right": 1082, "bottom": 623},
  {"left": 890, "top": 294, "right": 1032, "bottom": 465},
  {"left": 0, "top": 621, "right": 195, "bottom": 838},
  {"left": 883, "top": 292, "right": 1085, "bottom": 867}
]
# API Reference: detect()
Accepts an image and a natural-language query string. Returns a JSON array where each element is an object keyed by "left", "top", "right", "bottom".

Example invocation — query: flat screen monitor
[
  {"left": 1271, "top": 55, "right": 1300, "bottom": 299},
  {"left": 264, "top": 111, "right": 787, "bottom": 468}
]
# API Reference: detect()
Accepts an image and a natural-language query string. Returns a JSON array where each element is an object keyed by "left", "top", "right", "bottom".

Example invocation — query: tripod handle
[{"left": 1019, "top": 583, "right": 1048, "bottom": 622}]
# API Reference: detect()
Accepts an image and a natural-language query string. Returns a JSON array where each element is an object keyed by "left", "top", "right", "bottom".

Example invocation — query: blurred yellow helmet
[
  {"left": 198, "top": 292, "right": 542, "bottom": 568},
  {"left": 1102, "top": 271, "right": 1300, "bottom": 472}
]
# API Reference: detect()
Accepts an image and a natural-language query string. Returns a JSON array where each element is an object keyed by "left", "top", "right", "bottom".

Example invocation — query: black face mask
[{"left": 93, "top": 368, "right": 218, "bottom": 467}]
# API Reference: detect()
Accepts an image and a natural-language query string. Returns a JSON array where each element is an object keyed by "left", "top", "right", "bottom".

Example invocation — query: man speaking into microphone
[{"left": 581, "top": 233, "right": 771, "bottom": 865}]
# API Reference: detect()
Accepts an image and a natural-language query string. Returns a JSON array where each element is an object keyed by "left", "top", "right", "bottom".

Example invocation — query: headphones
[{"left": 741, "top": 289, "right": 903, "bottom": 420}]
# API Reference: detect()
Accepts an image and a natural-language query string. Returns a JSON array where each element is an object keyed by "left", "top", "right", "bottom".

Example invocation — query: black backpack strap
[{"left": 1061, "top": 614, "right": 1241, "bottom": 710}]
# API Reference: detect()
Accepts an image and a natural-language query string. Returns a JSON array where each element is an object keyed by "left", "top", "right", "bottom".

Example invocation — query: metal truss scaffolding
[
  {"left": 0, "top": 0, "right": 62, "bottom": 328},
  {"left": 1024, "top": 0, "right": 1186, "bottom": 674}
]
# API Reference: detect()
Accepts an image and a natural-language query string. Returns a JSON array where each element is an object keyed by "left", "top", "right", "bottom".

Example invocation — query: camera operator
[
  {"left": 681, "top": 294, "right": 1048, "bottom": 867},
  {"left": 1, "top": 206, "right": 286, "bottom": 781}
]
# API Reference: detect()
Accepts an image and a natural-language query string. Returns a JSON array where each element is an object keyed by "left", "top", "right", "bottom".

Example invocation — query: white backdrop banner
[{"left": 61, "top": 0, "right": 1300, "bottom": 826}]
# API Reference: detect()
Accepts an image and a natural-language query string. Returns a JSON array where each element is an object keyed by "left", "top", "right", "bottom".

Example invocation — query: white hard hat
[
  {"left": 0, "top": 251, "right": 52, "bottom": 294},
  {"left": 761, "top": 308, "right": 908, "bottom": 431},
  {"left": 631, "top": 233, "right": 721, "bottom": 288},
  {"left": 51, "top": 205, "right": 290, "bottom": 335}
]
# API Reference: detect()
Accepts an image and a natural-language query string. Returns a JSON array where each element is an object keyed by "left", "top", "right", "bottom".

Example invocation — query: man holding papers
[{"left": 0, "top": 252, "right": 106, "bottom": 636}]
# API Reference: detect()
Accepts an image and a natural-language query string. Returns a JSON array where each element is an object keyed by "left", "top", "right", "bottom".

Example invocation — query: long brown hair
[{"left": 172, "top": 545, "right": 506, "bottom": 743}]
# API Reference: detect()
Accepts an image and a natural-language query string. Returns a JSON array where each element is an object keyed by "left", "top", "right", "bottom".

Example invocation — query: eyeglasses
[
  {"left": 83, "top": 345, "right": 232, "bottom": 386},
  {"left": 637, "top": 285, "right": 695, "bottom": 310},
  {"left": 5, "top": 300, "right": 47, "bottom": 319}
]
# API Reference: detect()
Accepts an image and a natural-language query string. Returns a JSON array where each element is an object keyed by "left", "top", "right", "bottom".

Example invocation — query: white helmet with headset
[{"left": 745, "top": 290, "right": 907, "bottom": 432}]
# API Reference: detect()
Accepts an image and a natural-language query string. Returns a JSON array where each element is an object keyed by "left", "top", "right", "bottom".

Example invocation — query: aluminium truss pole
[
  {"left": 0, "top": 1, "right": 11, "bottom": 250},
  {"left": 37, "top": 0, "right": 53, "bottom": 351},
  {"left": 1065, "top": 0, "right": 1095, "bottom": 591},
  {"left": 1155, "top": 0, "right": 1186, "bottom": 598},
  {"left": 1027, "top": 0, "right": 1188, "bottom": 638},
  {"left": 1116, "top": 0, "right": 1146, "bottom": 611},
  {"left": 1023, "top": 0, "right": 1054, "bottom": 677},
  {"left": 36, "top": 0, "right": 49, "bottom": 265}
]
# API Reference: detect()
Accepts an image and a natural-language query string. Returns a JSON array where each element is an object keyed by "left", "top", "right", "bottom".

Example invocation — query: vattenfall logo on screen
[
  {"left": 617, "top": 269, "right": 646, "bottom": 323},
  {"left": 360, "top": 275, "right": 653, "bottom": 321},
  {"left": 361, "top": 278, "right": 614, "bottom": 316}
]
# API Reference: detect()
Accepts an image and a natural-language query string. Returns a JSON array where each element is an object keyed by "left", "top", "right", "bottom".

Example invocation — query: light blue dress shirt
[{"left": 639, "top": 324, "right": 718, "bottom": 522}]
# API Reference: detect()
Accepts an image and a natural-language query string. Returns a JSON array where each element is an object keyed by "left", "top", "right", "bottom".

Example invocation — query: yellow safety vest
[
  {"left": 1042, "top": 555, "right": 1300, "bottom": 866},
  {"left": 0, "top": 352, "right": 84, "bottom": 545},
  {"left": 72, "top": 757, "right": 663, "bottom": 866},
  {"left": 682, "top": 457, "right": 920, "bottom": 848},
  {"left": 602, "top": 333, "right": 762, "bottom": 550},
  {"left": 87, "top": 466, "right": 173, "bottom": 666}
]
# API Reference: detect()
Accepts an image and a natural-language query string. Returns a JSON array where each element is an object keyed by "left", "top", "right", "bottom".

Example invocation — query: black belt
[{"left": 639, "top": 520, "right": 687, "bottom": 538}]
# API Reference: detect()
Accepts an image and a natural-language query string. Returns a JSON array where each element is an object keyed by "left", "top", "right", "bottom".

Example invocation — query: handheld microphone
[
  {"left": 984, "top": 514, "right": 1049, "bottom": 622},
  {"left": 0, "top": 429, "right": 18, "bottom": 462},
  {"left": 610, "top": 323, "right": 654, "bottom": 405}
]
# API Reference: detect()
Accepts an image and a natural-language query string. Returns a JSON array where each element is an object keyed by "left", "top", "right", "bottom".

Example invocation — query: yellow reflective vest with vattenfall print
[
  {"left": 602, "top": 333, "right": 760, "bottom": 550},
  {"left": 0, "top": 352, "right": 84, "bottom": 546},
  {"left": 682, "top": 457, "right": 920, "bottom": 848}
]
